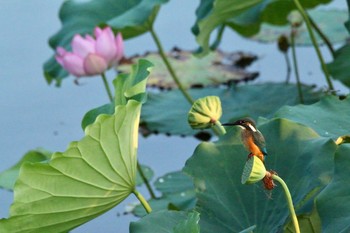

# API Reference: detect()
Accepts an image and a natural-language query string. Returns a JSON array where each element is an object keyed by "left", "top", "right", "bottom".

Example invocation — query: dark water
[{"left": 0, "top": 0, "right": 347, "bottom": 232}]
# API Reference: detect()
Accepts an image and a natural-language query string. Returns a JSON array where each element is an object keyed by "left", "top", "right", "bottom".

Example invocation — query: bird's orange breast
[{"left": 245, "top": 136, "right": 264, "bottom": 162}]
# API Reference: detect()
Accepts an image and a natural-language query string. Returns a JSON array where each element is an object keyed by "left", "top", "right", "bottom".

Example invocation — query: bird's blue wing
[{"left": 253, "top": 130, "right": 268, "bottom": 156}]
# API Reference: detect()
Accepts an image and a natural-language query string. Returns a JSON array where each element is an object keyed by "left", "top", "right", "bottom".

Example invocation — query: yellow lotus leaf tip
[
  {"left": 188, "top": 96, "right": 222, "bottom": 129},
  {"left": 241, "top": 156, "right": 267, "bottom": 185}
]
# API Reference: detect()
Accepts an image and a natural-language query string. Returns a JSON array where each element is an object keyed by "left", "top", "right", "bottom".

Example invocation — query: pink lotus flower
[{"left": 55, "top": 26, "right": 124, "bottom": 77}]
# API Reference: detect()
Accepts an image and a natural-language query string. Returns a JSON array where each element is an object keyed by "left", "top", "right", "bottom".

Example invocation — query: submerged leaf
[
  {"left": 183, "top": 118, "right": 336, "bottom": 232},
  {"left": 118, "top": 49, "right": 258, "bottom": 89}
]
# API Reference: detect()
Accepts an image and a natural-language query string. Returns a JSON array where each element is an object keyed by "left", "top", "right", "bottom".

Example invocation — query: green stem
[
  {"left": 210, "top": 24, "right": 225, "bottom": 50},
  {"left": 212, "top": 120, "right": 227, "bottom": 136},
  {"left": 292, "top": 0, "right": 334, "bottom": 91},
  {"left": 137, "top": 161, "right": 156, "bottom": 199},
  {"left": 101, "top": 73, "right": 113, "bottom": 102},
  {"left": 133, "top": 189, "right": 152, "bottom": 214},
  {"left": 149, "top": 27, "right": 194, "bottom": 105},
  {"left": 284, "top": 52, "right": 292, "bottom": 84},
  {"left": 272, "top": 174, "right": 300, "bottom": 233},
  {"left": 290, "top": 29, "right": 304, "bottom": 104},
  {"left": 307, "top": 12, "right": 335, "bottom": 58}
]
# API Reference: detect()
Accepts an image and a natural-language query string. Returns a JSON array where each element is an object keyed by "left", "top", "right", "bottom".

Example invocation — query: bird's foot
[{"left": 263, "top": 170, "right": 277, "bottom": 190}]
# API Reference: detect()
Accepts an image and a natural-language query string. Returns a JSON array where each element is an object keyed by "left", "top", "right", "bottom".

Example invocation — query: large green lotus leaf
[
  {"left": 81, "top": 103, "right": 114, "bottom": 130},
  {"left": 274, "top": 95, "right": 350, "bottom": 139},
  {"left": 130, "top": 210, "right": 200, "bottom": 233},
  {"left": 118, "top": 49, "right": 258, "bottom": 89},
  {"left": 0, "top": 149, "right": 51, "bottom": 191},
  {"left": 0, "top": 100, "right": 141, "bottom": 233},
  {"left": 327, "top": 43, "right": 350, "bottom": 88},
  {"left": 0, "top": 60, "right": 152, "bottom": 232},
  {"left": 81, "top": 59, "right": 153, "bottom": 130},
  {"left": 315, "top": 144, "right": 350, "bottom": 233},
  {"left": 250, "top": 9, "right": 348, "bottom": 45},
  {"left": 194, "top": 0, "right": 261, "bottom": 56},
  {"left": 43, "top": 0, "right": 168, "bottom": 85},
  {"left": 173, "top": 211, "right": 200, "bottom": 233},
  {"left": 183, "top": 118, "right": 336, "bottom": 232},
  {"left": 194, "top": 0, "right": 331, "bottom": 56},
  {"left": 141, "top": 83, "right": 321, "bottom": 137},
  {"left": 133, "top": 171, "right": 196, "bottom": 217}
]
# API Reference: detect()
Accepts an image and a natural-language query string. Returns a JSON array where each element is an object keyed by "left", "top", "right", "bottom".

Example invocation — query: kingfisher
[{"left": 223, "top": 118, "right": 267, "bottom": 162}]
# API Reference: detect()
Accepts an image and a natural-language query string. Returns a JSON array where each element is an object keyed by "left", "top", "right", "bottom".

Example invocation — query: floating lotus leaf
[
  {"left": 133, "top": 171, "right": 196, "bottom": 217},
  {"left": 249, "top": 10, "right": 348, "bottom": 45},
  {"left": 141, "top": 83, "right": 322, "bottom": 137},
  {"left": 0, "top": 149, "right": 51, "bottom": 190},
  {"left": 274, "top": 95, "right": 350, "bottom": 139},
  {"left": 118, "top": 49, "right": 258, "bottom": 89},
  {"left": 43, "top": 0, "right": 168, "bottom": 85},
  {"left": 130, "top": 210, "right": 200, "bottom": 233},
  {"left": 183, "top": 118, "right": 336, "bottom": 232}
]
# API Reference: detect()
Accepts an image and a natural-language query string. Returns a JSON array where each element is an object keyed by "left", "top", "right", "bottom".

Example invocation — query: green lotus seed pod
[
  {"left": 188, "top": 96, "right": 222, "bottom": 129},
  {"left": 241, "top": 156, "right": 267, "bottom": 184}
]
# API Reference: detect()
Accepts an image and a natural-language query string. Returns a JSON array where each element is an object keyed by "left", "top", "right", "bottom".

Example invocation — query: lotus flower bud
[
  {"left": 287, "top": 10, "right": 303, "bottom": 28},
  {"left": 188, "top": 96, "right": 222, "bottom": 129},
  {"left": 55, "top": 26, "right": 124, "bottom": 78},
  {"left": 241, "top": 156, "right": 267, "bottom": 184},
  {"left": 278, "top": 35, "right": 289, "bottom": 53}
]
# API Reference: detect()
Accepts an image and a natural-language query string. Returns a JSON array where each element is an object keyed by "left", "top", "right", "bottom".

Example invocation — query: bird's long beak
[{"left": 222, "top": 122, "right": 238, "bottom": 126}]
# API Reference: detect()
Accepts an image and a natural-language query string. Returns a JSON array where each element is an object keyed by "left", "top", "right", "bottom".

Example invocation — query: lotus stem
[
  {"left": 271, "top": 174, "right": 300, "bottom": 233},
  {"left": 290, "top": 29, "right": 304, "bottom": 104},
  {"left": 292, "top": 0, "right": 334, "bottom": 91},
  {"left": 133, "top": 189, "right": 152, "bottom": 214},
  {"left": 149, "top": 27, "right": 194, "bottom": 104},
  {"left": 284, "top": 53, "right": 292, "bottom": 84},
  {"left": 101, "top": 72, "right": 113, "bottom": 102},
  {"left": 210, "top": 24, "right": 225, "bottom": 50},
  {"left": 307, "top": 12, "right": 335, "bottom": 57},
  {"left": 212, "top": 120, "right": 227, "bottom": 136},
  {"left": 137, "top": 161, "right": 156, "bottom": 199}
]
